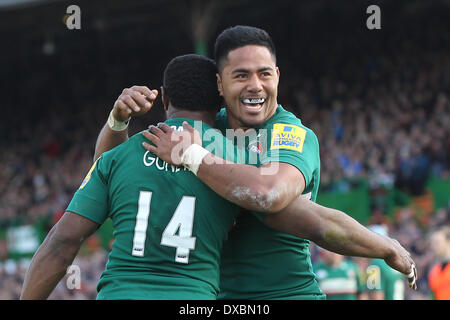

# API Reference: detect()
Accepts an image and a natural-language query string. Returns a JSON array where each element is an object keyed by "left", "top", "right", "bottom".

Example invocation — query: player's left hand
[{"left": 142, "top": 121, "right": 202, "bottom": 165}]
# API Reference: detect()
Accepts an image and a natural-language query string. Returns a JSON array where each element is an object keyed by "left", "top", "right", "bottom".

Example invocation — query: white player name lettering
[{"left": 143, "top": 151, "right": 186, "bottom": 172}]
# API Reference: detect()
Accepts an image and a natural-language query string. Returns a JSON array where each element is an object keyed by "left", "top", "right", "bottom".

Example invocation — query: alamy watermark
[
  {"left": 366, "top": 265, "right": 381, "bottom": 290},
  {"left": 63, "top": 5, "right": 380, "bottom": 31},
  {"left": 144, "top": 121, "right": 282, "bottom": 176},
  {"left": 366, "top": 5, "right": 381, "bottom": 30},
  {"left": 65, "top": 5, "right": 81, "bottom": 30},
  {"left": 66, "top": 265, "right": 81, "bottom": 290}
]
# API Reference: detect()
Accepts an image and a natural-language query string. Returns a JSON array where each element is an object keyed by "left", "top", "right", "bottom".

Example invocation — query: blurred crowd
[
  {"left": 1, "top": 2, "right": 449, "bottom": 300},
  {"left": 0, "top": 249, "right": 107, "bottom": 300},
  {"left": 280, "top": 15, "right": 450, "bottom": 194},
  {"left": 309, "top": 205, "right": 450, "bottom": 300}
]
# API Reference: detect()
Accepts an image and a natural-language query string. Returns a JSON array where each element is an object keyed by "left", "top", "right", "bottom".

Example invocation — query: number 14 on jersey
[{"left": 132, "top": 191, "right": 197, "bottom": 264}]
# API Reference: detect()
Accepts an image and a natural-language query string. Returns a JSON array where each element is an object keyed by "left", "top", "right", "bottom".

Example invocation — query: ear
[
  {"left": 216, "top": 73, "right": 224, "bottom": 97},
  {"left": 161, "top": 86, "right": 169, "bottom": 111},
  {"left": 274, "top": 67, "right": 280, "bottom": 87}
]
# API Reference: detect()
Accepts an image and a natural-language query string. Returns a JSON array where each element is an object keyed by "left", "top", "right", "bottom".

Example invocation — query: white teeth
[{"left": 242, "top": 98, "right": 265, "bottom": 104}]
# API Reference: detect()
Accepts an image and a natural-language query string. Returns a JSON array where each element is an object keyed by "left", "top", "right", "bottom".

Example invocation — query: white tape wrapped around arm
[
  {"left": 180, "top": 144, "right": 209, "bottom": 176},
  {"left": 107, "top": 109, "right": 130, "bottom": 131}
]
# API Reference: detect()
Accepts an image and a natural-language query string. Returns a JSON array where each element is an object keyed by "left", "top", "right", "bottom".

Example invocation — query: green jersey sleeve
[
  {"left": 66, "top": 156, "right": 109, "bottom": 225},
  {"left": 260, "top": 122, "right": 320, "bottom": 188}
]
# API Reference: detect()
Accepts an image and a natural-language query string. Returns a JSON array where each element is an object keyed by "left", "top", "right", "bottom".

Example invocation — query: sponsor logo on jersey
[
  {"left": 79, "top": 157, "right": 100, "bottom": 189},
  {"left": 270, "top": 123, "right": 306, "bottom": 152}
]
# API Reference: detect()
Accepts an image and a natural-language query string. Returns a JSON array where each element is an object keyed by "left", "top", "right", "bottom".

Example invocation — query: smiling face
[{"left": 217, "top": 45, "right": 280, "bottom": 130}]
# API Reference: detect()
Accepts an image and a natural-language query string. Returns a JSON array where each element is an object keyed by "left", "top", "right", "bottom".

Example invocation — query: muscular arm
[
  {"left": 143, "top": 122, "right": 305, "bottom": 213},
  {"left": 94, "top": 124, "right": 129, "bottom": 161},
  {"left": 263, "top": 197, "right": 416, "bottom": 277},
  {"left": 197, "top": 155, "right": 305, "bottom": 213},
  {"left": 20, "top": 212, "right": 99, "bottom": 300},
  {"left": 142, "top": 121, "right": 418, "bottom": 288}
]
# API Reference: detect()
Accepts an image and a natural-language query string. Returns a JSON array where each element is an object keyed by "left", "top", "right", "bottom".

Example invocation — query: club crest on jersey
[
  {"left": 248, "top": 135, "right": 263, "bottom": 154},
  {"left": 270, "top": 123, "right": 306, "bottom": 152}
]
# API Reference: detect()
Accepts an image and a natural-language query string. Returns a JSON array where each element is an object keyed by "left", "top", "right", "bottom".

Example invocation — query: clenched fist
[{"left": 113, "top": 85, "right": 159, "bottom": 122}]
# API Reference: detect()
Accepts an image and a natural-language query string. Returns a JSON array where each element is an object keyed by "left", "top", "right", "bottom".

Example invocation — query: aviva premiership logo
[{"left": 270, "top": 123, "right": 306, "bottom": 152}]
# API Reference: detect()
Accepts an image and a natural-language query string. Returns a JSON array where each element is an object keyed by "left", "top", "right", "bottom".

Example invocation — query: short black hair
[
  {"left": 214, "top": 25, "right": 276, "bottom": 72},
  {"left": 163, "top": 54, "right": 222, "bottom": 112}
]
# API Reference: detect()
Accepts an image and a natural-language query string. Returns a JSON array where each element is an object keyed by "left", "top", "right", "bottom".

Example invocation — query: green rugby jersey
[
  {"left": 215, "top": 105, "right": 325, "bottom": 300},
  {"left": 313, "top": 259, "right": 364, "bottom": 300},
  {"left": 66, "top": 118, "right": 240, "bottom": 300},
  {"left": 365, "top": 259, "right": 405, "bottom": 300}
]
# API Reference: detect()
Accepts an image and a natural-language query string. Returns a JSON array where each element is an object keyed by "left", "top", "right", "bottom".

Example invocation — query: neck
[
  {"left": 166, "top": 106, "right": 215, "bottom": 127},
  {"left": 228, "top": 116, "right": 251, "bottom": 131}
]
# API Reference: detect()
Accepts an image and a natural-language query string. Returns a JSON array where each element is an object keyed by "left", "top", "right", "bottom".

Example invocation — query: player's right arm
[
  {"left": 94, "top": 86, "right": 158, "bottom": 161},
  {"left": 21, "top": 154, "right": 111, "bottom": 299},
  {"left": 20, "top": 212, "right": 99, "bottom": 300},
  {"left": 263, "top": 196, "right": 418, "bottom": 290}
]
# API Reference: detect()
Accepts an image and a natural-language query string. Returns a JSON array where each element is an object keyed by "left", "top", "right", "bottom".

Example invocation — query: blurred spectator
[
  {"left": 428, "top": 226, "right": 450, "bottom": 300},
  {"left": 313, "top": 248, "right": 365, "bottom": 300},
  {"left": 0, "top": 248, "right": 108, "bottom": 300},
  {"left": 364, "top": 225, "right": 406, "bottom": 300}
]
